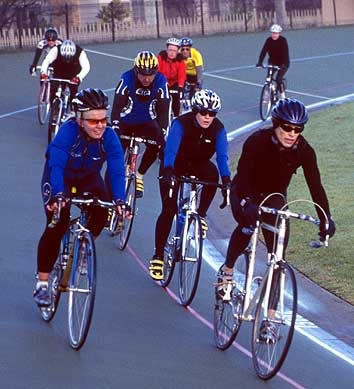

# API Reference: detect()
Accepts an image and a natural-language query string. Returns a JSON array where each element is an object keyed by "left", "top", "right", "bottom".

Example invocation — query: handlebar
[
  {"left": 257, "top": 64, "right": 280, "bottom": 71},
  {"left": 49, "top": 77, "right": 78, "bottom": 85},
  {"left": 120, "top": 134, "right": 158, "bottom": 146}
]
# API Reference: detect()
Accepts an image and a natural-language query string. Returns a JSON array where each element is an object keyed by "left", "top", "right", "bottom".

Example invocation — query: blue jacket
[{"left": 46, "top": 119, "right": 126, "bottom": 201}]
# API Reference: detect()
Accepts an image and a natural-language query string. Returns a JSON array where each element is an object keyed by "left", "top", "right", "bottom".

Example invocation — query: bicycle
[
  {"left": 258, "top": 65, "right": 286, "bottom": 121},
  {"left": 40, "top": 193, "right": 115, "bottom": 349},
  {"left": 32, "top": 66, "right": 54, "bottom": 125},
  {"left": 181, "top": 81, "right": 196, "bottom": 113},
  {"left": 107, "top": 134, "right": 158, "bottom": 250},
  {"left": 213, "top": 194, "right": 329, "bottom": 380},
  {"left": 160, "top": 175, "right": 229, "bottom": 306},
  {"left": 47, "top": 77, "right": 76, "bottom": 144}
]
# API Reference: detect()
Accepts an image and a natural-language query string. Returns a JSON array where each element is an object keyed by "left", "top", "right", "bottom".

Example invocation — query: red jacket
[{"left": 158, "top": 51, "right": 186, "bottom": 88}]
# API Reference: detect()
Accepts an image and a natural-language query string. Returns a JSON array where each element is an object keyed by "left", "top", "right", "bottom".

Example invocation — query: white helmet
[
  {"left": 191, "top": 89, "right": 221, "bottom": 113},
  {"left": 270, "top": 24, "right": 282, "bottom": 33},
  {"left": 166, "top": 37, "right": 181, "bottom": 47},
  {"left": 60, "top": 39, "right": 76, "bottom": 62}
]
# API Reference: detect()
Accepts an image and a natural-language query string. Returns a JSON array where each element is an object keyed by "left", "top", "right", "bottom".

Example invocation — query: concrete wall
[{"left": 322, "top": 0, "right": 354, "bottom": 25}]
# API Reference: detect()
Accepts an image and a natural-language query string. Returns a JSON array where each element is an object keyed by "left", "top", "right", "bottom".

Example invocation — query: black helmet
[
  {"left": 271, "top": 98, "right": 308, "bottom": 126},
  {"left": 44, "top": 28, "right": 58, "bottom": 41},
  {"left": 180, "top": 37, "right": 193, "bottom": 47},
  {"left": 72, "top": 88, "right": 110, "bottom": 112}
]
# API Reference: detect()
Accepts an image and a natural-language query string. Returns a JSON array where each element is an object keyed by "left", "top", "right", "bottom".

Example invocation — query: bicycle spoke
[
  {"left": 160, "top": 215, "right": 178, "bottom": 287},
  {"left": 260, "top": 84, "right": 272, "bottom": 121},
  {"left": 252, "top": 263, "right": 297, "bottom": 380},
  {"left": 118, "top": 175, "right": 136, "bottom": 250}
]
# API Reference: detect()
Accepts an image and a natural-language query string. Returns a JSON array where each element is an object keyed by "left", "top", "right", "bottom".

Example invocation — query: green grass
[{"left": 230, "top": 103, "right": 354, "bottom": 305}]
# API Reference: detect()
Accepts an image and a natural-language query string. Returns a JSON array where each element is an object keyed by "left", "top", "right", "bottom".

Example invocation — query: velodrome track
[{"left": 0, "top": 26, "right": 354, "bottom": 388}]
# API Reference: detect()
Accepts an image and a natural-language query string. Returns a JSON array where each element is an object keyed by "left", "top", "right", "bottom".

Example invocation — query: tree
[
  {"left": 0, "top": 0, "right": 38, "bottom": 30},
  {"left": 96, "top": 0, "right": 129, "bottom": 24},
  {"left": 274, "top": 0, "right": 287, "bottom": 27}
]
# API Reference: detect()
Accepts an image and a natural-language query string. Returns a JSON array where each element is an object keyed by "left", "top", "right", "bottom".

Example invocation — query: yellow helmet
[{"left": 134, "top": 51, "right": 158, "bottom": 75}]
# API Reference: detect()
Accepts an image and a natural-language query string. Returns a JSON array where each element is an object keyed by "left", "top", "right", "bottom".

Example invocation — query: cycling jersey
[
  {"left": 44, "top": 119, "right": 125, "bottom": 202},
  {"left": 258, "top": 36, "right": 289, "bottom": 68},
  {"left": 157, "top": 50, "right": 186, "bottom": 88},
  {"left": 111, "top": 69, "right": 169, "bottom": 128},
  {"left": 164, "top": 112, "right": 230, "bottom": 178},
  {"left": 184, "top": 47, "right": 203, "bottom": 77},
  {"left": 30, "top": 39, "right": 62, "bottom": 69}
]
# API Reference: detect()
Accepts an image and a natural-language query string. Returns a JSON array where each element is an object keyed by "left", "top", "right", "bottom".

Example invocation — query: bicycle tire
[
  {"left": 251, "top": 262, "right": 297, "bottom": 380},
  {"left": 118, "top": 175, "right": 136, "bottom": 250},
  {"left": 214, "top": 251, "right": 249, "bottom": 350},
  {"left": 160, "top": 214, "right": 178, "bottom": 288},
  {"left": 37, "top": 82, "right": 51, "bottom": 125},
  {"left": 178, "top": 213, "right": 203, "bottom": 306},
  {"left": 40, "top": 258, "right": 63, "bottom": 322},
  {"left": 259, "top": 84, "right": 272, "bottom": 121},
  {"left": 47, "top": 98, "right": 62, "bottom": 144},
  {"left": 68, "top": 232, "right": 97, "bottom": 350}
]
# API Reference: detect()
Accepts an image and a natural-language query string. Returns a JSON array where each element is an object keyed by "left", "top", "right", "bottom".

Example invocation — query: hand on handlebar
[
  {"left": 256, "top": 63, "right": 263, "bottom": 68},
  {"left": 220, "top": 176, "right": 231, "bottom": 209},
  {"left": 29, "top": 65, "right": 36, "bottom": 75},
  {"left": 71, "top": 76, "right": 80, "bottom": 85},
  {"left": 319, "top": 217, "right": 336, "bottom": 241},
  {"left": 40, "top": 73, "right": 49, "bottom": 81},
  {"left": 115, "top": 200, "right": 132, "bottom": 219}
]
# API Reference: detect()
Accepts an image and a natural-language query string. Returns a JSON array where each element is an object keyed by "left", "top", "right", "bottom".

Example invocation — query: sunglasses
[
  {"left": 82, "top": 117, "right": 108, "bottom": 126},
  {"left": 181, "top": 48, "right": 190, "bottom": 52},
  {"left": 47, "top": 39, "right": 55, "bottom": 42},
  {"left": 280, "top": 123, "right": 304, "bottom": 134},
  {"left": 198, "top": 110, "right": 217, "bottom": 117}
]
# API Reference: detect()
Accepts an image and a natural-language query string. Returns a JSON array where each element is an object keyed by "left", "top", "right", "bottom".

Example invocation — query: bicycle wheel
[
  {"left": 118, "top": 175, "right": 136, "bottom": 250},
  {"left": 259, "top": 84, "right": 272, "bottom": 121},
  {"left": 214, "top": 251, "right": 249, "bottom": 350},
  {"left": 178, "top": 213, "right": 203, "bottom": 306},
  {"left": 160, "top": 214, "right": 178, "bottom": 288},
  {"left": 68, "top": 232, "right": 96, "bottom": 350},
  {"left": 47, "top": 98, "right": 62, "bottom": 144},
  {"left": 251, "top": 262, "right": 297, "bottom": 380},
  {"left": 40, "top": 257, "right": 63, "bottom": 322},
  {"left": 37, "top": 82, "right": 51, "bottom": 125}
]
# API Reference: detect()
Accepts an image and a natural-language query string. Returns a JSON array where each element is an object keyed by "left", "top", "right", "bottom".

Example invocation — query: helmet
[
  {"left": 44, "top": 28, "right": 58, "bottom": 41},
  {"left": 72, "top": 88, "right": 110, "bottom": 112},
  {"left": 134, "top": 51, "right": 158, "bottom": 76},
  {"left": 60, "top": 40, "right": 76, "bottom": 62},
  {"left": 191, "top": 89, "right": 221, "bottom": 113},
  {"left": 271, "top": 98, "right": 308, "bottom": 126},
  {"left": 180, "top": 37, "right": 193, "bottom": 47},
  {"left": 270, "top": 24, "right": 282, "bottom": 33},
  {"left": 166, "top": 37, "right": 181, "bottom": 47}
]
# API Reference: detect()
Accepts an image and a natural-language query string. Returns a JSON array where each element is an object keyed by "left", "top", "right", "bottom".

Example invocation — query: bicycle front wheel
[
  {"left": 160, "top": 214, "right": 178, "bottom": 288},
  {"left": 214, "top": 251, "right": 249, "bottom": 350},
  {"left": 251, "top": 262, "right": 297, "bottom": 380},
  {"left": 68, "top": 232, "right": 97, "bottom": 350},
  {"left": 118, "top": 175, "right": 136, "bottom": 250},
  {"left": 260, "top": 84, "right": 272, "bottom": 121},
  {"left": 178, "top": 213, "right": 203, "bottom": 306},
  {"left": 47, "top": 99, "right": 61, "bottom": 144},
  {"left": 37, "top": 82, "right": 51, "bottom": 125}
]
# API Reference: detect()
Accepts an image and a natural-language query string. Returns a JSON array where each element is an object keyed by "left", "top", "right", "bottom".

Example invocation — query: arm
[
  {"left": 76, "top": 50, "right": 90, "bottom": 81},
  {"left": 178, "top": 60, "right": 186, "bottom": 88},
  {"left": 40, "top": 46, "right": 58, "bottom": 75},
  {"left": 155, "top": 78, "right": 170, "bottom": 132},
  {"left": 193, "top": 49, "right": 204, "bottom": 86},
  {"left": 215, "top": 128, "right": 231, "bottom": 178},
  {"left": 283, "top": 38, "right": 290, "bottom": 68},
  {"left": 257, "top": 39, "right": 268, "bottom": 65},
  {"left": 31, "top": 47, "right": 43, "bottom": 68},
  {"left": 110, "top": 78, "right": 129, "bottom": 126},
  {"left": 104, "top": 128, "right": 126, "bottom": 201},
  {"left": 163, "top": 120, "right": 184, "bottom": 168}
]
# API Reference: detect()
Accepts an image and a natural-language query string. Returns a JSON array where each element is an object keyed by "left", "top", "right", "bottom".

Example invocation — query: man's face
[
  {"left": 47, "top": 39, "right": 56, "bottom": 48},
  {"left": 271, "top": 32, "right": 280, "bottom": 40},
  {"left": 274, "top": 124, "right": 302, "bottom": 148},
  {"left": 195, "top": 111, "right": 216, "bottom": 128},
  {"left": 77, "top": 109, "right": 108, "bottom": 139},
  {"left": 181, "top": 46, "right": 191, "bottom": 59},
  {"left": 167, "top": 44, "right": 179, "bottom": 60},
  {"left": 137, "top": 72, "right": 155, "bottom": 87}
]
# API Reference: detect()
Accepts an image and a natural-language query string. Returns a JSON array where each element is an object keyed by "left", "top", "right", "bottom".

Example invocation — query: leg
[{"left": 276, "top": 66, "right": 288, "bottom": 97}]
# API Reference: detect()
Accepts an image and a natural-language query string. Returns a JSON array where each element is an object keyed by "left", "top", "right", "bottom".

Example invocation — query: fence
[{"left": 0, "top": 0, "right": 344, "bottom": 50}]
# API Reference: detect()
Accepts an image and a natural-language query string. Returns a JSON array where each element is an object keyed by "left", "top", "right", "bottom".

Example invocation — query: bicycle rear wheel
[
  {"left": 260, "top": 84, "right": 272, "bottom": 121},
  {"left": 41, "top": 258, "right": 63, "bottom": 322},
  {"left": 117, "top": 175, "right": 136, "bottom": 250},
  {"left": 178, "top": 213, "right": 203, "bottom": 306},
  {"left": 47, "top": 98, "right": 62, "bottom": 144},
  {"left": 37, "top": 82, "right": 51, "bottom": 125},
  {"left": 68, "top": 232, "right": 96, "bottom": 350},
  {"left": 214, "top": 251, "right": 249, "bottom": 350},
  {"left": 251, "top": 262, "right": 297, "bottom": 380},
  {"left": 160, "top": 214, "right": 178, "bottom": 288}
]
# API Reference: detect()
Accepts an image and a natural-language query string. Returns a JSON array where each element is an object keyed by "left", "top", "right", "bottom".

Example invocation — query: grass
[{"left": 230, "top": 103, "right": 354, "bottom": 305}]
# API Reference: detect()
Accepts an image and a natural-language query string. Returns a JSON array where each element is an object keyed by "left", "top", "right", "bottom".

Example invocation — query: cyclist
[
  {"left": 256, "top": 24, "right": 289, "bottom": 100},
  {"left": 157, "top": 37, "right": 186, "bottom": 118},
  {"left": 148, "top": 89, "right": 231, "bottom": 280},
  {"left": 33, "top": 88, "right": 128, "bottom": 307},
  {"left": 29, "top": 28, "right": 62, "bottom": 75},
  {"left": 40, "top": 39, "right": 90, "bottom": 108},
  {"left": 180, "top": 37, "right": 204, "bottom": 99},
  {"left": 217, "top": 98, "right": 336, "bottom": 299},
  {"left": 111, "top": 51, "right": 170, "bottom": 198}
]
